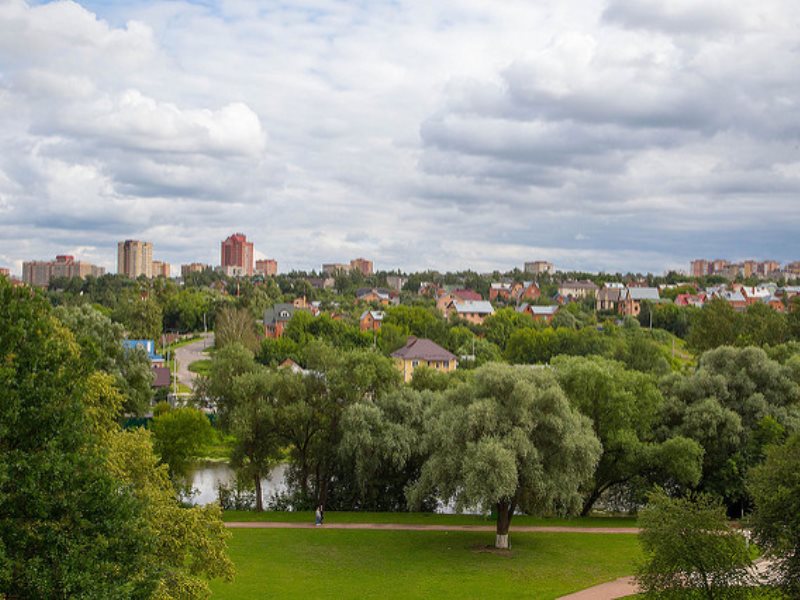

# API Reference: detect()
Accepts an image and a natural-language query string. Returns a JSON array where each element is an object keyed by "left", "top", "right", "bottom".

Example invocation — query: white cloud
[{"left": 0, "top": 0, "right": 798, "bottom": 276}]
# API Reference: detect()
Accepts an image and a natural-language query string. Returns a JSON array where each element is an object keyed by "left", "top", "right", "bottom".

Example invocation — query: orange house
[{"left": 360, "top": 310, "right": 385, "bottom": 332}]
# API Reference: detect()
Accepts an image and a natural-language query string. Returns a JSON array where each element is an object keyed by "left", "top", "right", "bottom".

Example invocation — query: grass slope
[
  {"left": 222, "top": 510, "right": 637, "bottom": 528},
  {"left": 210, "top": 529, "right": 641, "bottom": 599}
]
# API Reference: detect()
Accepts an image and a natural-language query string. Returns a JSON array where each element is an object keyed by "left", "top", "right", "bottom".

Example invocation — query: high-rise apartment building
[
  {"left": 524, "top": 261, "right": 554, "bottom": 275},
  {"left": 151, "top": 261, "right": 171, "bottom": 278},
  {"left": 22, "top": 255, "right": 105, "bottom": 287},
  {"left": 759, "top": 260, "right": 780, "bottom": 276},
  {"left": 221, "top": 233, "right": 254, "bottom": 276},
  {"left": 255, "top": 259, "right": 278, "bottom": 276},
  {"left": 690, "top": 259, "right": 709, "bottom": 277},
  {"left": 118, "top": 240, "right": 153, "bottom": 278},
  {"left": 350, "top": 257, "right": 373, "bottom": 276}
]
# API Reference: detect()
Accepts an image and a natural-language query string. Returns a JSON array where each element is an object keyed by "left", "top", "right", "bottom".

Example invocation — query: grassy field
[
  {"left": 210, "top": 528, "right": 641, "bottom": 599},
  {"left": 222, "top": 510, "right": 637, "bottom": 528},
  {"left": 188, "top": 358, "right": 213, "bottom": 376}
]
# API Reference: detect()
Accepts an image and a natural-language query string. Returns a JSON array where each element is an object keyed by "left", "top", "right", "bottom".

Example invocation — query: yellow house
[{"left": 390, "top": 336, "right": 458, "bottom": 383}]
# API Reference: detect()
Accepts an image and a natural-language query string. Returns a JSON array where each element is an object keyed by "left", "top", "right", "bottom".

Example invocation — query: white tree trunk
[{"left": 495, "top": 534, "right": 509, "bottom": 549}]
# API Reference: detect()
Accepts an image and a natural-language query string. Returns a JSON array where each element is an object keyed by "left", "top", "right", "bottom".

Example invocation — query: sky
[{"left": 1, "top": 0, "right": 799, "bottom": 276}]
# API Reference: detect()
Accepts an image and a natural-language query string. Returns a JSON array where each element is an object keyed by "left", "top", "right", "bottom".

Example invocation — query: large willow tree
[{"left": 407, "top": 363, "right": 601, "bottom": 549}]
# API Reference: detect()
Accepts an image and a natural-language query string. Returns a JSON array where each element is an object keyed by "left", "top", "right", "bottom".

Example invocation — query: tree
[
  {"left": 112, "top": 291, "right": 164, "bottom": 341},
  {"left": 660, "top": 346, "right": 800, "bottom": 513},
  {"left": 636, "top": 490, "right": 753, "bottom": 599},
  {"left": 687, "top": 299, "right": 740, "bottom": 352},
  {"left": 482, "top": 307, "right": 535, "bottom": 351},
  {"left": 55, "top": 303, "right": 154, "bottom": 415},
  {"left": 407, "top": 363, "right": 601, "bottom": 548},
  {"left": 554, "top": 356, "right": 703, "bottom": 515},
  {"left": 215, "top": 305, "right": 260, "bottom": 352},
  {"left": 788, "top": 297, "right": 800, "bottom": 341},
  {"left": 151, "top": 406, "right": 214, "bottom": 486},
  {"left": 738, "top": 302, "right": 789, "bottom": 347},
  {"left": 0, "top": 280, "right": 233, "bottom": 598},
  {"left": 228, "top": 369, "right": 284, "bottom": 511},
  {"left": 748, "top": 434, "right": 800, "bottom": 596},
  {"left": 199, "top": 342, "right": 258, "bottom": 422}
]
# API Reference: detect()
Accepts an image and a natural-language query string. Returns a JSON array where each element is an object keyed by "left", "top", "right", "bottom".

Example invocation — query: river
[{"left": 186, "top": 462, "right": 288, "bottom": 506}]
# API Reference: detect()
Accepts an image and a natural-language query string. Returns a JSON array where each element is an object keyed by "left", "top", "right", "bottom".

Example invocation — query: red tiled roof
[{"left": 453, "top": 289, "right": 483, "bottom": 301}]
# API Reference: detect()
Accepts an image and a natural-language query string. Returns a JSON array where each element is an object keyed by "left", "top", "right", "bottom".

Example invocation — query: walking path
[
  {"left": 174, "top": 333, "right": 213, "bottom": 390},
  {"left": 556, "top": 577, "right": 638, "bottom": 599},
  {"left": 225, "top": 522, "right": 640, "bottom": 533}
]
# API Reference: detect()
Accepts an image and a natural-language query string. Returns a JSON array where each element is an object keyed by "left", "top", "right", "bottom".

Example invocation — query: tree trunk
[
  {"left": 495, "top": 500, "right": 512, "bottom": 549},
  {"left": 581, "top": 488, "right": 602, "bottom": 517},
  {"left": 254, "top": 471, "right": 263, "bottom": 512}
]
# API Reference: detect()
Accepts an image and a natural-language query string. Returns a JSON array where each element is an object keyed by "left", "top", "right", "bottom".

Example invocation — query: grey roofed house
[
  {"left": 516, "top": 303, "right": 559, "bottom": 316},
  {"left": 390, "top": 336, "right": 457, "bottom": 362},
  {"left": 627, "top": 287, "right": 660, "bottom": 301},
  {"left": 452, "top": 300, "right": 494, "bottom": 315},
  {"left": 263, "top": 303, "right": 299, "bottom": 325},
  {"left": 359, "top": 310, "right": 385, "bottom": 321}
]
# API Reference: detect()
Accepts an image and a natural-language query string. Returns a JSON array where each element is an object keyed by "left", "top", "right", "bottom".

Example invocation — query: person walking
[{"left": 315, "top": 505, "right": 323, "bottom": 526}]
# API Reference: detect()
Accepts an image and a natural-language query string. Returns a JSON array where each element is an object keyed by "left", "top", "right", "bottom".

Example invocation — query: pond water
[
  {"left": 186, "top": 462, "right": 288, "bottom": 506},
  {"left": 186, "top": 462, "right": 472, "bottom": 515}
]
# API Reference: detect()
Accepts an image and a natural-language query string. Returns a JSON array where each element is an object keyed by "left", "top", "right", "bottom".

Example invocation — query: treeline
[{"left": 202, "top": 335, "right": 800, "bottom": 527}]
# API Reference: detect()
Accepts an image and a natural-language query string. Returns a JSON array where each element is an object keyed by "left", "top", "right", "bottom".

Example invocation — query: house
[
  {"left": 451, "top": 288, "right": 483, "bottom": 301},
  {"left": 674, "top": 293, "right": 707, "bottom": 308},
  {"left": 710, "top": 290, "right": 747, "bottom": 311},
  {"left": 390, "top": 336, "right": 458, "bottom": 383},
  {"left": 122, "top": 339, "right": 165, "bottom": 366},
  {"left": 436, "top": 288, "right": 482, "bottom": 314},
  {"left": 489, "top": 282, "right": 513, "bottom": 302},
  {"left": 516, "top": 303, "right": 559, "bottom": 323},
  {"left": 360, "top": 310, "right": 385, "bottom": 332},
  {"left": 446, "top": 300, "right": 495, "bottom": 325},
  {"left": 596, "top": 285, "right": 623, "bottom": 312},
  {"left": 264, "top": 303, "right": 307, "bottom": 338},
  {"left": 514, "top": 281, "right": 541, "bottom": 303},
  {"left": 356, "top": 287, "right": 398, "bottom": 306},
  {"left": 558, "top": 280, "right": 599, "bottom": 300},
  {"left": 619, "top": 287, "right": 660, "bottom": 317},
  {"left": 278, "top": 358, "right": 308, "bottom": 375}
]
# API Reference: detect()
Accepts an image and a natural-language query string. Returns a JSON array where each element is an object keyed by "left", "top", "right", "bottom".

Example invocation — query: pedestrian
[{"left": 315, "top": 505, "right": 322, "bottom": 526}]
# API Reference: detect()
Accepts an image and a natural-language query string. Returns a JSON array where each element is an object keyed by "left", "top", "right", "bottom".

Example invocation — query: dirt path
[
  {"left": 557, "top": 577, "right": 638, "bottom": 599},
  {"left": 173, "top": 333, "right": 213, "bottom": 390},
  {"left": 225, "top": 522, "right": 640, "bottom": 534}
]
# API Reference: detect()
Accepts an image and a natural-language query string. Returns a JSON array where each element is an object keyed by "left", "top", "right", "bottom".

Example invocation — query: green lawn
[
  {"left": 222, "top": 510, "right": 637, "bottom": 528},
  {"left": 189, "top": 359, "right": 212, "bottom": 376},
  {"left": 210, "top": 529, "right": 641, "bottom": 599}
]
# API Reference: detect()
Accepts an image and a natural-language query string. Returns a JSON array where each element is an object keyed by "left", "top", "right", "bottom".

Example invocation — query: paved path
[
  {"left": 557, "top": 577, "right": 638, "bottom": 599},
  {"left": 225, "top": 522, "right": 639, "bottom": 534},
  {"left": 174, "top": 333, "right": 213, "bottom": 390}
]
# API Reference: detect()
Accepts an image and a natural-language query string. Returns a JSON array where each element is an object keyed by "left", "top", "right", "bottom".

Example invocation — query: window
[
  {"left": 443, "top": 361, "right": 449, "bottom": 369},
  {"left": 412, "top": 360, "right": 419, "bottom": 368}
]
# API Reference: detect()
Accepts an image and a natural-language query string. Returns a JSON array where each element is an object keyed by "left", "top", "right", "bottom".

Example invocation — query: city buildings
[
  {"left": 524, "top": 261, "right": 554, "bottom": 275},
  {"left": 322, "top": 262, "right": 351, "bottom": 276},
  {"left": 118, "top": 240, "right": 153, "bottom": 278},
  {"left": 22, "top": 255, "right": 105, "bottom": 287},
  {"left": 690, "top": 258, "right": 788, "bottom": 279},
  {"left": 220, "top": 233, "right": 254, "bottom": 277},
  {"left": 255, "top": 258, "right": 278, "bottom": 276},
  {"left": 181, "top": 263, "right": 210, "bottom": 278},
  {"left": 151, "top": 261, "right": 171, "bottom": 278},
  {"left": 350, "top": 257, "right": 373, "bottom": 276}
]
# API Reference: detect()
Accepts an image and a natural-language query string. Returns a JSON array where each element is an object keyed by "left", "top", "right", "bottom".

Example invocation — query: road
[{"left": 173, "top": 333, "right": 213, "bottom": 391}]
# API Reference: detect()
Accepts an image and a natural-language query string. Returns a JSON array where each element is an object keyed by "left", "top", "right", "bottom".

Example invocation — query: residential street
[{"left": 173, "top": 333, "right": 213, "bottom": 391}]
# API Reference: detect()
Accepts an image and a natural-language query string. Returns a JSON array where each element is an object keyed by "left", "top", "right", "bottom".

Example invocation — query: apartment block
[
  {"left": 350, "top": 257, "right": 373, "bottom": 276},
  {"left": 221, "top": 233, "right": 254, "bottom": 276},
  {"left": 322, "top": 263, "right": 351, "bottom": 275},
  {"left": 22, "top": 255, "right": 105, "bottom": 287},
  {"left": 524, "top": 261, "right": 554, "bottom": 275},
  {"left": 152, "top": 260, "right": 171, "bottom": 278},
  {"left": 118, "top": 240, "right": 153, "bottom": 278},
  {"left": 690, "top": 259, "right": 709, "bottom": 277},
  {"left": 181, "top": 263, "right": 210, "bottom": 278},
  {"left": 256, "top": 258, "right": 278, "bottom": 276}
]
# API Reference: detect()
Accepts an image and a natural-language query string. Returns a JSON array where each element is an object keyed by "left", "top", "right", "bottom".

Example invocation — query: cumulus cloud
[{"left": 0, "top": 0, "right": 798, "bottom": 275}]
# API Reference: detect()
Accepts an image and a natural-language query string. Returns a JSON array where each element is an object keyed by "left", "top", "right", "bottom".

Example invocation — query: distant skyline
[{"left": 1, "top": 0, "right": 799, "bottom": 275}]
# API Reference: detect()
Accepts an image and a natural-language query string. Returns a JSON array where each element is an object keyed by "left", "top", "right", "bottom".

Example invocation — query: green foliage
[
  {"left": 0, "top": 278, "right": 232, "bottom": 599},
  {"left": 55, "top": 303, "right": 155, "bottom": 415},
  {"left": 151, "top": 406, "right": 214, "bottom": 483},
  {"left": 200, "top": 342, "right": 258, "bottom": 422},
  {"left": 163, "top": 288, "right": 214, "bottom": 332},
  {"left": 383, "top": 305, "right": 449, "bottom": 347},
  {"left": 112, "top": 291, "right": 164, "bottom": 341},
  {"left": 660, "top": 346, "right": 800, "bottom": 511},
  {"left": 257, "top": 336, "right": 301, "bottom": 366},
  {"left": 215, "top": 306, "right": 260, "bottom": 352},
  {"left": 554, "top": 356, "right": 703, "bottom": 514},
  {"left": 636, "top": 490, "right": 753, "bottom": 599},
  {"left": 409, "top": 365, "right": 453, "bottom": 391},
  {"left": 738, "top": 302, "right": 789, "bottom": 347},
  {"left": 228, "top": 369, "right": 284, "bottom": 511},
  {"left": 482, "top": 307, "right": 536, "bottom": 350},
  {"left": 687, "top": 298, "right": 740, "bottom": 352},
  {"left": 748, "top": 434, "right": 800, "bottom": 596}
]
